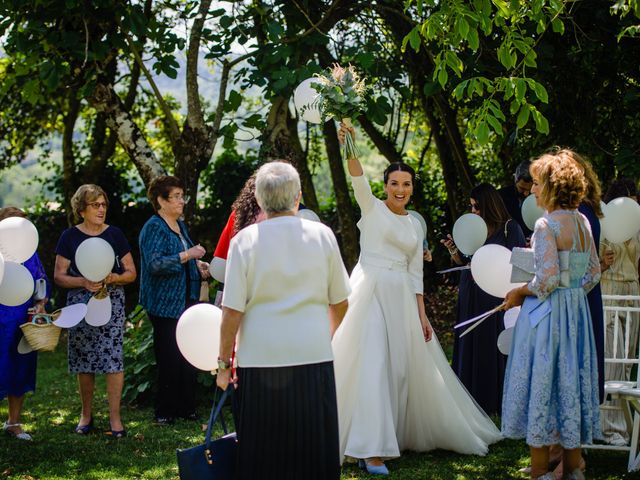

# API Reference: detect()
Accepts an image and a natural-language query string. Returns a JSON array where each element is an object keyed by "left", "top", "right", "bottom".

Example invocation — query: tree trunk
[
  {"left": 260, "top": 96, "right": 319, "bottom": 212},
  {"left": 174, "top": 123, "right": 216, "bottom": 220},
  {"left": 89, "top": 82, "right": 165, "bottom": 187},
  {"left": 322, "top": 121, "right": 359, "bottom": 271},
  {"left": 62, "top": 92, "right": 81, "bottom": 225}
]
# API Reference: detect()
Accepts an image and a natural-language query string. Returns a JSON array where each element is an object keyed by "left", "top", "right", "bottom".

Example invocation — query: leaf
[
  {"left": 219, "top": 15, "right": 233, "bottom": 29},
  {"left": 409, "top": 27, "right": 421, "bottom": 52},
  {"left": 445, "top": 51, "right": 464, "bottom": 76},
  {"left": 453, "top": 80, "right": 469, "bottom": 100},
  {"left": 486, "top": 114, "right": 503, "bottom": 135},
  {"left": 498, "top": 42, "right": 513, "bottom": 69},
  {"left": 437, "top": 66, "right": 448, "bottom": 87},
  {"left": 532, "top": 108, "right": 550, "bottom": 134},
  {"left": 225, "top": 90, "right": 242, "bottom": 112},
  {"left": 21, "top": 79, "right": 41, "bottom": 105},
  {"left": 267, "top": 21, "right": 284, "bottom": 41},
  {"left": 356, "top": 52, "right": 375, "bottom": 70},
  {"left": 551, "top": 18, "right": 565, "bottom": 34},
  {"left": 523, "top": 49, "right": 537, "bottom": 68},
  {"left": 509, "top": 99, "right": 520, "bottom": 115},
  {"left": 457, "top": 17, "right": 470, "bottom": 39},
  {"left": 476, "top": 121, "right": 490, "bottom": 144},
  {"left": 516, "top": 104, "right": 530, "bottom": 128},
  {"left": 515, "top": 78, "right": 526, "bottom": 102},
  {"left": 532, "top": 82, "right": 548, "bottom": 103},
  {"left": 468, "top": 28, "right": 480, "bottom": 50}
]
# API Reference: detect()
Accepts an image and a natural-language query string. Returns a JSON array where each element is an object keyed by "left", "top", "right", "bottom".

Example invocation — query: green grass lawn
[{"left": 1, "top": 343, "right": 637, "bottom": 479}]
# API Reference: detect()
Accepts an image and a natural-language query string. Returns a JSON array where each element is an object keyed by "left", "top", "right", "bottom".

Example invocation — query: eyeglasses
[
  {"left": 469, "top": 202, "right": 479, "bottom": 211},
  {"left": 167, "top": 194, "right": 190, "bottom": 203},
  {"left": 88, "top": 202, "right": 108, "bottom": 209}
]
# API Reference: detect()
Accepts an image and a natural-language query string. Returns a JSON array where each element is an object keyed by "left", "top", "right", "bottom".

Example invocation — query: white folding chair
[{"left": 582, "top": 294, "right": 640, "bottom": 472}]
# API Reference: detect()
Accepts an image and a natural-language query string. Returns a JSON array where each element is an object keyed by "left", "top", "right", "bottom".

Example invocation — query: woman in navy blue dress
[
  {"left": 443, "top": 184, "right": 526, "bottom": 416},
  {"left": 0, "top": 207, "right": 50, "bottom": 441},
  {"left": 54, "top": 185, "right": 136, "bottom": 437}
]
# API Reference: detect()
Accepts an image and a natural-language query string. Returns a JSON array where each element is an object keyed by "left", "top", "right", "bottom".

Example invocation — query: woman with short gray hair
[{"left": 217, "top": 161, "right": 350, "bottom": 480}]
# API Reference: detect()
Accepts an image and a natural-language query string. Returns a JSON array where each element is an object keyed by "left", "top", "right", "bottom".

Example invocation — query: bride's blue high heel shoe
[{"left": 358, "top": 458, "right": 389, "bottom": 476}]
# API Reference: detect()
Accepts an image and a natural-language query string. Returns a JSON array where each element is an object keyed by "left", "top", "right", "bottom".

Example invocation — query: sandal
[
  {"left": 74, "top": 418, "right": 94, "bottom": 435},
  {"left": 3, "top": 422, "right": 32, "bottom": 441},
  {"left": 104, "top": 426, "right": 127, "bottom": 438}
]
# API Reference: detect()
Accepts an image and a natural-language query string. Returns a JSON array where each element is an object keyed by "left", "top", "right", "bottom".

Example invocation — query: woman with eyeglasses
[
  {"left": 441, "top": 183, "right": 526, "bottom": 416},
  {"left": 138, "top": 175, "right": 209, "bottom": 425},
  {"left": 54, "top": 184, "right": 137, "bottom": 437}
]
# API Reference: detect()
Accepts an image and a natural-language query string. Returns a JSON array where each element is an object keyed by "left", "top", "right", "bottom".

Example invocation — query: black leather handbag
[{"left": 176, "top": 387, "right": 237, "bottom": 480}]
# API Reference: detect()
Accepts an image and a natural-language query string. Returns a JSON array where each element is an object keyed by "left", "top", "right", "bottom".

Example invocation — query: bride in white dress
[{"left": 332, "top": 125, "right": 502, "bottom": 475}]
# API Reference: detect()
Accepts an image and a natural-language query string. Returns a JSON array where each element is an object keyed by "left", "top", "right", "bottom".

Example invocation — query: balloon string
[{"left": 454, "top": 304, "right": 505, "bottom": 329}]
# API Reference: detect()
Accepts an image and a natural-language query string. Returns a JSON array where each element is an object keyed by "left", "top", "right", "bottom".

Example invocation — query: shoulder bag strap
[{"left": 204, "top": 386, "right": 232, "bottom": 448}]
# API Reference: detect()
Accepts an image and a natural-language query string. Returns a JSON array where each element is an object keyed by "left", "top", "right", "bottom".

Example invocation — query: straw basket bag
[{"left": 20, "top": 313, "right": 61, "bottom": 352}]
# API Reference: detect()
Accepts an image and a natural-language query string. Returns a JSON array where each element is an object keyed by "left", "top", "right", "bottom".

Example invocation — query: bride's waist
[{"left": 359, "top": 252, "right": 408, "bottom": 271}]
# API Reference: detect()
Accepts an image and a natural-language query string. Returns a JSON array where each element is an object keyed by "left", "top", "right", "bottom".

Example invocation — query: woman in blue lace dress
[{"left": 502, "top": 149, "right": 601, "bottom": 480}]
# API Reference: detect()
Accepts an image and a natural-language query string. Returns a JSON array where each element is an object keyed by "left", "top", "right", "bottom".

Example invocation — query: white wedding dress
[{"left": 332, "top": 175, "right": 502, "bottom": 462}]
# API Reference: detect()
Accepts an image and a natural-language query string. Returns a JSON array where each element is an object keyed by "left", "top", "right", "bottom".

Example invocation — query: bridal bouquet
[{"left": 306, "top": 64, "right": 367, "bottom": 160}]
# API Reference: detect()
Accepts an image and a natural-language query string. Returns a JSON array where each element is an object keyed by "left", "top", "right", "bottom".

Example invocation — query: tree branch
[
  {"left": 358, "top": 115, "right": 404, "bottom": 163},
  {"left": 186, "top": 0, "right": 212, "bottom": 130},
  {"left": 210, "top": 53, "right": 253, "bottom": 137},
  {"left": 118, "top": 22, "right": 182, "bottom": 144}
]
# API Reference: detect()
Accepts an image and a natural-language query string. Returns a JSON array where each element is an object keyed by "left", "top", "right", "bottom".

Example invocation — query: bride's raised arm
[{"left": 338, "top": 123, "right": 374, "bottom": 214}]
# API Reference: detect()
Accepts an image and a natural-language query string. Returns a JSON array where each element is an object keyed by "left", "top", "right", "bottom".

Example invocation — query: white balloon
[
  {"left": 0, "top": 253, "right": 4, "bottom": 286},
  {"left": 296, "top": 209, "right": 321, "bottom": 222},
  {"left": 0, "top": 261, "right": 34, "bottom": 306},
  {"left": 0, "top": 217, "right": 39, "bottom": 263},
  {"left": 503, "top": 306, "right": 520, "bottom": 329},
  {"left": 452, "top": 214, "right": 488, "bottom": 255},
  {"left": 471, "top": 244, "right": 525, "bottom": 298},
  {"left": 209, "top": 257, "right": 227, "bottom": 283},
  {"left": 52, "top": 303, "right": 89, "bottom": 328},
  {"left": 85, "top": 295, "right": 112, "bottom": 327},
  {"left": 408, "top": 210, "right": 428, "bottom": 240},
  {"left": 601, "top": 196, "right": 640, "bottom": 244},
  {"left": 293, "top": 78, "right": 323, "bottom": 124},
  {"left": 521, "top": 194, "right": 545, "bottom": 231},
  {"left": 497, "top": 327, "right": 515, "bottom": 355},
  {"left": 75, "top": 238, "right": 115, "bottom": 282},
  {"left": 176, "top": 303, "right": 223, "bottom": 371}
]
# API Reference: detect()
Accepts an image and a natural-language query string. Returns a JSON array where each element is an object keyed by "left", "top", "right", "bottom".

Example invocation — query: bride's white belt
[{"left": 359, "top": 252, "right": 408, "bottom": 271}]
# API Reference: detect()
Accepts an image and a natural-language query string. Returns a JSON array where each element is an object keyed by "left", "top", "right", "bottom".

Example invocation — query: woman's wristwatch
[
  {"left": 448, "top": 246, "right": 459, "bottom": 256},
  {"left": 217, "top": 357, "right": 231, "bottom": 371}
]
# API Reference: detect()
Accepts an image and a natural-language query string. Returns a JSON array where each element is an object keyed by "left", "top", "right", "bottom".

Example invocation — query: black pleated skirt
[{"left": 233, "top": 361, "right": 340, "bottom": 480}]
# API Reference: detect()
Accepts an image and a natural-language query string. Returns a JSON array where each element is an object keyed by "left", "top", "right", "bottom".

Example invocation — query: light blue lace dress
[{"left": 501, "top": 210, "right": 602, "bottom": 448}]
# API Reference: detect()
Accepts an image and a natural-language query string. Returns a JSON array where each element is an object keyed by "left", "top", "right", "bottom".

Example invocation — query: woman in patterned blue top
[
  {"left": 138, "top": 175, "right": 209, "bottom": 425},
  {"left": 502, "top": 150, "right": 601, "bottom": 480}
]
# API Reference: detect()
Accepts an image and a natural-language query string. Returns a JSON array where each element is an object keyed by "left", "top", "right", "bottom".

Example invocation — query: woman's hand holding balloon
[
  {"left": 600, "top": 248, "right": 614, "bottom": 272},
  {"left": 83, "top": 278, "right": 104, "bottom": 293},
  {"left": 503, "top": 286, "right": 526, "bottom": 310}
]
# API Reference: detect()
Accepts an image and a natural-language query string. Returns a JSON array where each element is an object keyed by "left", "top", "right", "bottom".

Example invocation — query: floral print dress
[{"left": 501, "top": 210, "right": 602, "bottom": 448}]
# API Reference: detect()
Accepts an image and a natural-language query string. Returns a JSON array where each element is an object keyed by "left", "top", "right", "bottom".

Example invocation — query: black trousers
[{"left": 148, "top": 315, "right": 197, "bottom": 418}]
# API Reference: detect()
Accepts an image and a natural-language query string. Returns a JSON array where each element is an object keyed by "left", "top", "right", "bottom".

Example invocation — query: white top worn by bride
[{"left": 332, "top": 174, "right": 502, "bottom": 462}]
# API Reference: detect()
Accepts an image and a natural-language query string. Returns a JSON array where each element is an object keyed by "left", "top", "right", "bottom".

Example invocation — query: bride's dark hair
[{"left": 383, "top": 162, "right": 416, "bottom": 184}]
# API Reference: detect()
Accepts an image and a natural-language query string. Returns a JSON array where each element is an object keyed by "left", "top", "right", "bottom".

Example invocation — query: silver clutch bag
[{"left": 510, "top": 247, "right": 534, "bottom": 283}]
